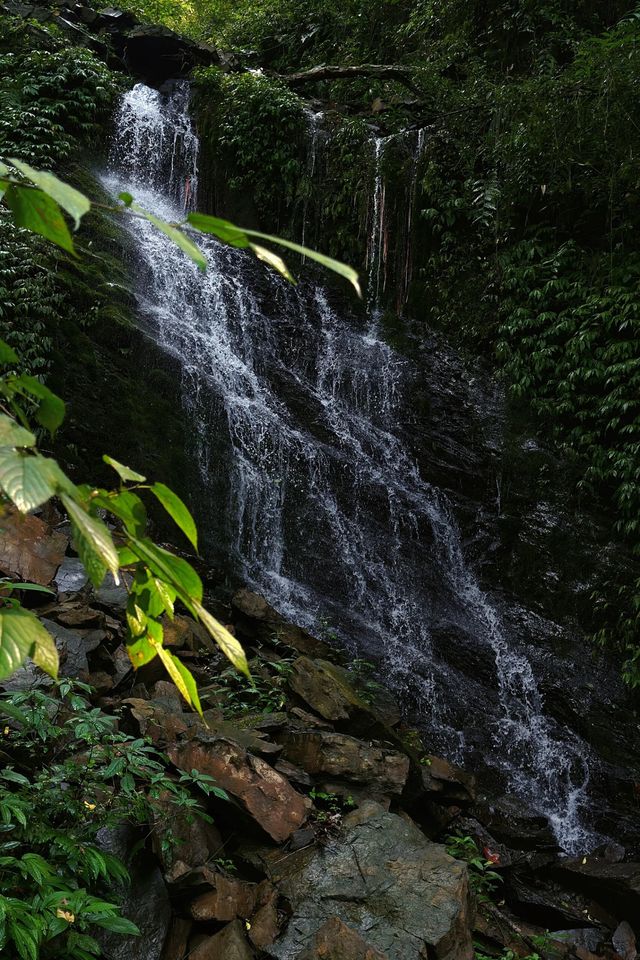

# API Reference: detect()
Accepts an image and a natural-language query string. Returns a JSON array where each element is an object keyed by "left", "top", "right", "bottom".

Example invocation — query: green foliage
[
  {"left": 212, "top": 658, "right": 294, "bottom": 716},
  {"left": 0, "top": 337, "right": 250, "bottom": 704},
  {"left": 445, "top": 834, "right": 502, "bottom": 903},
  {"left": 0, "top": 680, "right": 219, "bottom": 959},
  {"left": 0, "top": 17, "right": 118, "bottom": 169},
  {"left": 193, "top": 68, "right": 307, "bottom": 226}
]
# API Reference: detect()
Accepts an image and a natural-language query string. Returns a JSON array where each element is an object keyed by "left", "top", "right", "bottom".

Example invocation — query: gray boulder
[{"left": 252, "top": 800, "right": 473, "bottom": 960}]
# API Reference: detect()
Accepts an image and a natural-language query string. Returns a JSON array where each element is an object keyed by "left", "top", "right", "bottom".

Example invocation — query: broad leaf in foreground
[
  {"left": 4, "top": 184, "right": 75, "bottom": 254},
  {"left": 150, "top": 482, "right": 198, "bottom": 550},
  {"left": 103, "top": 455, "right": 146, "bottom": 483},
  {"left": 0, "top": 415, "right": 35, "bottom": 449},
  {"left": 61, "top": 495, "right": 120, "bottom": 588},
  {"left": 149, "top": 638, "right": 203, "bottom": 716},
  {"left": 0, "top": 450, "right": 58, "bottom": 512},
  {"left": 10, "top": 159, "right": 91, "bottom": 230},
  {"left": 0, "top": 606, "right": 59, "bottom": 680}
]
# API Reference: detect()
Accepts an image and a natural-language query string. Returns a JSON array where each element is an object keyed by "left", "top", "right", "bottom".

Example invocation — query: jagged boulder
[
  {"left": 167, "top": 735, "right": 311, "bottom": 843},
  {"left": 279, "top": 729, "right": 409, "bottom": 796},
  {"left": 297, "top": 918, "right": 388, "bottom": 959},
  {"left": 189, "top": 919, "right": 255, "bottom": 960},
  {"left": 249, "top": 800, "right": 473, "bottom": 960}
]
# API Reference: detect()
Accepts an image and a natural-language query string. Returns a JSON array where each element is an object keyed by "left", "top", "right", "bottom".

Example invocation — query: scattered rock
[
  {"left": 167, "top": 736, "right": 311, "bottom": 842},
  {"left": 54, "top": 556, "right": 89, "bottom": 593},
  {"left": 96, "top": 826, "right": 170, "bottom": 960},
  {"left": 256, "top": 800, "right": 473, "bottom": 960},
  {"left": 232, "top": 589, "right": 332, "bottom": 657},
  {"left": 416, "top": 755, "right": 476, "bottom": 803},
  {"left": 472, "top": 796, "right": 557, "bottom": 851},
  {"left": 152, "top": 793, "right": 223, "bottom": 883},
  {"left": 297, "top": 917, "right": 388, "bottom": 960},
  {"left": 189, "top": 919, "right": 254, "bottom": 960},
  {"left": 161, "top": 917, "right": 192, "bottom": 960},
  {"left": 612, "top": 920, "right": 637, "bottom": 960},
  {"left": 280, "top": 730, "right": 410, "bottom": 796},
  {"left": 288, "top": 656, "right": 398, "bottom": 734},
  {"left": 552, "top": 857, "right": 640, "bottom": 922},
  {"left": 247, "top": 882, "right": 280, "bottom": 949},
  {"left": 0, "top": 506, "right": 67, "bottom": 585},
  {"left": 189, "top": 874, "right": 260, "bottom": 922}
]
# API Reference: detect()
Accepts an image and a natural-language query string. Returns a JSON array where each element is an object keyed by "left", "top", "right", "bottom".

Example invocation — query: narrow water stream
[{"left": 102, "top": 81, "right": 597, "bottom": 853}]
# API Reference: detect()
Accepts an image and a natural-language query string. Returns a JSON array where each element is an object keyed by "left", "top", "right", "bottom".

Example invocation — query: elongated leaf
[
  {"left": 103, "top": 455, "right": 146, "bottom": 483},
  {"left": 0, "top": 450, "right": 57, "bottom": 512},
  {"left": 250, "top": 243, "right": 295, "bottom": 283},
  {"left": 134, "top": 204, "right": 206, "bottom": 271},
  {"left": 61, "top": 494, "right": 119, "bottom": 588},
  {"left": 150, "top": 482, "right": 197, "bottom": 549},
  {"left": 192, "top": 599, "right": 250, "bottom": 677},
  {"left": 4, "top": 184, "right": 75, "bottom": 255},
  {"left": 149, "top": 638, "right": 203, "bottom": 715},
  {"left": 245, "top": 228, "right": 361, "bottom": 296},
  {"left": 0, "top": 606, "right": 58, "bottom": 680},
  {"left": 15, "top": 374, "right": 65, "bottom": 434},
  {"left": 185, "top": 212, "right": 250, "bottom": 248},
  {"left": 10, "top": 159, "right": 90, "bottom": 230},
  {"left": 4, "top": 583, "right": 55, "bottom": 595},
  {"left": 187, "top": 212, "right": 360, "bottom": 294},
  {"left": 0, "top": 415, "right": 35, "bottom": 449},
  {"left": 0, "top": 701, "right": 28, "bottom": 727},
  {"left": 128, "top": 537, "right": 203, "bottom": 603}
]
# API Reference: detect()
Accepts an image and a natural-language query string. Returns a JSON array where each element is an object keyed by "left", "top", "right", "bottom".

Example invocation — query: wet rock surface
[{"left": 2, "top": 526, "right": 640, "bottom": 960}]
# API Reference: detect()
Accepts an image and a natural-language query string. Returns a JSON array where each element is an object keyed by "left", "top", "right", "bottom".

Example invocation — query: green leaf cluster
[{"left": 0, "top": 681, "right": 224, "bottom": 959}]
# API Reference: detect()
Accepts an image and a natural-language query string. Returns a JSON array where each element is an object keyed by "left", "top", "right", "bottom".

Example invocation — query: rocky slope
[{"left": 2, "top": 506, "right": 639, "bottom": 960}]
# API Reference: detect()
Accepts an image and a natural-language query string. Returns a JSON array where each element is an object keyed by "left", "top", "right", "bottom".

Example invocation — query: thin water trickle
[{"left": 101, "top": 82, "right": 598, "bottom": 853}]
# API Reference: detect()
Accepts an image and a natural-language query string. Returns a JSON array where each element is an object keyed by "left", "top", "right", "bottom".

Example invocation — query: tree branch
[{"left": 277, "top": 63, "right": 421, "bottom": 95}]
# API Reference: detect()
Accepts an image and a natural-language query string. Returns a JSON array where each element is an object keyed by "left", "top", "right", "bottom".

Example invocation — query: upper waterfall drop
[{"left": 101, "top": 81, "right": 599, "bottom": 853}]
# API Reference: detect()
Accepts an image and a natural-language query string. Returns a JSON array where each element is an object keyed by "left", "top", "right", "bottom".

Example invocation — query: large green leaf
[
  {"left": 0, "top": 606, "right": 58, "bottom": 680},
  {"left": 128, "top": 537, "right": 203, "bottom": 603},
  {"left": 61, "top": 494, "right": 120, "bottom": 588},
  {"left": 149, "top": 638, "right": 203, "bottom": 715},
  {"left": 93, "top": 489, "right": 147, "bottom": 538},
  {"left": 4, "top": 184, "right": 75, "bottom": 255},
  {"left": 134, "top": 204, "right": 206, "bottom": 271},
  {"left": 102, "top": 455, "right": 146, "bottom": 483},
  {"left": 10, "top": 159, "right": 91, "bottom": 230},
  {"left": 150, "top": 482, "right": 197, "bottom": 550},
  {"left": 0, "top": 415, "right": 35, "bottom": 449},
  {"left": 0, "top": 450, "right": 58, "bottom": 512},
  {"left": 185, "top": 212, "right": 250, "bottom": 248},
  {"left": 15, "top": 374, "right": 65, "bottom": 434},
  {"left": 187, "top": 212, "right": 360, "bottom": 295},
  {"left": 192, "top": 599, "right": 250, "bottom": 677},
  {"left": 29, "top": 622, "right": 59, "bottom": 678}
]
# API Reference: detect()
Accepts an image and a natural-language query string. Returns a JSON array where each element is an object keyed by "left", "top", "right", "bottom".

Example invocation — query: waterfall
[
  {"left": 366, "top": 136, "right": 391, "bottom": 317},
  {"left": 101, "top": 82, "right": 598, "bottom": 853}
]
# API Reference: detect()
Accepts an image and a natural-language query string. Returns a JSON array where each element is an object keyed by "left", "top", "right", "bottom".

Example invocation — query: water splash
[{"left": 101, "top": 82, "right": 598, "bottom": 853}]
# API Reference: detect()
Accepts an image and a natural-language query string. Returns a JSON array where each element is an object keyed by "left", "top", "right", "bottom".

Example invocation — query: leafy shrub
[{"left": 0, "top": 680, "right": 217, "bottom": 960}]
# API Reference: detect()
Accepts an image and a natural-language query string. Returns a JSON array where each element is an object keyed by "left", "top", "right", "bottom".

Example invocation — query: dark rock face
[
  {"left": 2, "top": 0, "right": 236, "bottom": 83},
  {"left": 254, "top": 801, "right": 473, "bottom": 960}
]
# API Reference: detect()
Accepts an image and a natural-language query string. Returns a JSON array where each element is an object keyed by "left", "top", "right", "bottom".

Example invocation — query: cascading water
[{"left": 102, "top": 82, "right": 597, "bottom": 852}]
